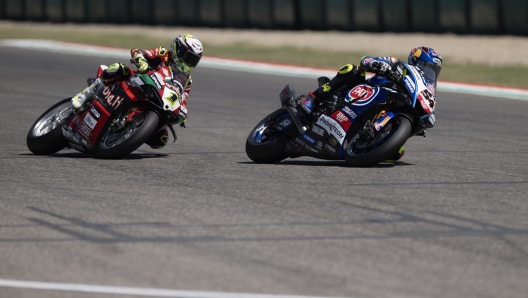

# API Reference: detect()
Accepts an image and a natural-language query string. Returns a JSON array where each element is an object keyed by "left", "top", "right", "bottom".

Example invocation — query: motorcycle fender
[{"left": 270, "top": 113, "right": 298, "bottom": 137}]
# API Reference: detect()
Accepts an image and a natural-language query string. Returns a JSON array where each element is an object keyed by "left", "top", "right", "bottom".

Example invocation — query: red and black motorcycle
[{"left": 27, "top": 65, "right": 187, "bottom": 158}]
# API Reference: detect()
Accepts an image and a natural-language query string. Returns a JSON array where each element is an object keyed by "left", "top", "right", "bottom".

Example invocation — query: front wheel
[
  {"left": 97, "top": 110, "right": 159, "bottom": 159},
  {"left": 27, "top": 98, "right": 73, "bottom": 155},
  {"left": 245, "top": 109, "right": 290, "bottom": 164},
  {"left": 345, "top": 116, "right": 411, "bottom": 167}
]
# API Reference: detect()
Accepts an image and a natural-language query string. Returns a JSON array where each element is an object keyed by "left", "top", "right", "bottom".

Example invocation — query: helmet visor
[
  {"left": 415, "top": 60, "right": 442, "bottom": 84},
  {"left": 181, "top": 50, "right": 201, "bottom": 68}
]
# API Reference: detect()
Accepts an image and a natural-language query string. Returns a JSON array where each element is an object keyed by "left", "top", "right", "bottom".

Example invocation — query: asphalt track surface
[{"left": 1, "top": 47, "right": 528, "bottom": 298}]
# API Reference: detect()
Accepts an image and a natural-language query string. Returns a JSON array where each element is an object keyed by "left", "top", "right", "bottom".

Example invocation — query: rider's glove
[
  {"left": 373, "top": 61, "right": 402, "bottom": 81},
  {"left": 371, "top": 61, "right": 392, "bottom": 74},
  {"left": 132, "top": 54, "right": 149, "bottom": 73},
  {"left": 386, "top": 62, "right": 404, "bottom": 81}
]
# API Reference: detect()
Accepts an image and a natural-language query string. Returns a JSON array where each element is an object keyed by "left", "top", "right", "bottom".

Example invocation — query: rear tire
[
  {"left": 27, "top": 98, "right": 72, "bottom": 155},
  {"left": 245, "top": 109, "right": 290, "bottom": 164},
  {"left": 98, "top": 110, "right": 159, "bottom": 159},
  {"left": 345, "top": 116, "right": 411, "bottom": 167}
]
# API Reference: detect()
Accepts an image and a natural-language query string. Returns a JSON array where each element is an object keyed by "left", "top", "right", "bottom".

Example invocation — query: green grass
[{"left": 1, "top": 26, "right": 527, "bottom": 88}]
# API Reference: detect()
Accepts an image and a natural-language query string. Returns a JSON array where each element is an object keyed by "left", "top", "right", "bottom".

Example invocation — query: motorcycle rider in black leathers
[{"left": 298, "top": 46, "right": 443, "bottom": 161}]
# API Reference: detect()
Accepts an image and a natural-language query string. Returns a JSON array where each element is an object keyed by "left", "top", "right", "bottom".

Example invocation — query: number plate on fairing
[{"left": 407, "top": 65, "right": 436, "bottom": 114}]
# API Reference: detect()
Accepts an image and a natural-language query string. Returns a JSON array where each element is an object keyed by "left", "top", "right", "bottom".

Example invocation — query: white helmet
[{"left": 171, "top": 34, "right": 203, "bottom": 73}]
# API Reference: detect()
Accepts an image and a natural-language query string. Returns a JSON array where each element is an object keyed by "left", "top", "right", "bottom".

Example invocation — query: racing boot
[
  {"left": 384, "top": 146, "right": 405, "bottom": 163},
  {"left": 71, "top": 78, "right": 103, "bottom": 111},
  {"left": 146, "top": 127, "right": 169, "bottom": 149}
]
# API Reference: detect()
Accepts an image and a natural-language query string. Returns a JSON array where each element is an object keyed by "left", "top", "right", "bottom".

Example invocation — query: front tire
[
  {"left": 345, "top": 116, "right": 411, "bottom": 167},
  {"left": 27, "top": 98, "right": 73, "bottom": 155},
  {"left": 98, "top": 110, "right": 159, "bottom": 159},
  {"left": 245, "top": 109, "right": 290, "bottom": 164}
]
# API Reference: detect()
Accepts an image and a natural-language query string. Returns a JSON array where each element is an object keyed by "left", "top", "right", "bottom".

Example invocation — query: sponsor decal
[
  {"left": 329, "top": 137, "right": 338, "bottom": 147},
  {"left": 90, "top": 106, "right": 100, "bottom": 119},
  {"left": 311, "top": 125, "right": 325, "bottom": 137},
  {"left": 302, "top": 134, "right": 316, "bottom": 145},
  {"left": 342, "top": 106, "right": 357, "bottom": 119},
  {"left": 79, "top": 124, "right": 91, "bottom": 137},
  {"left": 374, "top": 122, "right": 381, "bottom": 131},
  {"left": 335, "top": 111, "right": 348, "bottom": 123},
  {"left": 409, "top": 65, "right": 422, "bottom": 78},
  {"left": 177, "top": 109, "right": 187, "bottom": 119},
  {"left": 316, "top": 115, "right": 346, "bottom": 143},
  {"left": 102, "top": 86, "right": 124, "bottom": 110},
  {"left": 92, "top": 81, "right": 101, "bottom": 92},
  {"left": 427, "top": 114, "right": 435, "bottom": 126},
  {"left": 277, "top": 119, "right": 291, "bottom": 128},
  {"left": 73, "top": 133, "right": 81, "bottom": 143},
  {"left": 83, "top": 113, "right": 97, "bottom": 129},
  {"left": 362, "top": 57, "right": 372, "bottom": 65},
  {"left": 380, "top": 115, "right": 391, "bottom": 126},
  {"left": 331, "top": 110, "right": 351, "bottom": 131},
  {"left": 295, "top": 137, "right": 317, "bottom": 152},
  {"left": 426, "top": 83, "right": 436, "bottom": 96},
  {"left": 295, "top": 138, "right": 306, "bottom": 146},
  {"left": 329, "top": 137, "right": 339, "bottom": 147},
  {"left": 316, "top": 141, "right": 323, "bottom": 149},
  {"left": 347, "top": 85, "right": 378, "bottom": 106},
  {"left": 154, "top": 72, "right": 165, "bottom": 85},
  {"left": 433, "top": 57, "right": 442, "bottom": 65},
  {"left": 325, "top": 144, "right": 336, "bottom": 154},
  {"left": 180, "top": 105, "right": 188, "bottom": 114},
  {"left": 404, "top": 76, "right": 416, "bottom": 93},
  {"left": 149, "top": 74, "right": 162, "bottom": 89},
  {"left": 164, "top": 90, "right": 180, "bottom": 109},
  {"left": 166, "top": 81, "right": 183, "bottom": 94}
]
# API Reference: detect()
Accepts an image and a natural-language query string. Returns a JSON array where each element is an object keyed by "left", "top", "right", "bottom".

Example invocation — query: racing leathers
[
  {"left": 299, "top": 56, "right": 410, "bottom": 162},
  {"left": 72, "top": 46, "right": 193, "bottom": 149},
  {"left": 300, "top": 56, "right": 402, "bottom": 115}
]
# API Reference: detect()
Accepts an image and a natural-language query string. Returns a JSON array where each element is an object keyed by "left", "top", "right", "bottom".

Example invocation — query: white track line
[
  {"left": 2, "top": 39, "right": 528, "bottom": 101},
  {"left": 0, "top": 279, "right": 350, "bottom": 298}
]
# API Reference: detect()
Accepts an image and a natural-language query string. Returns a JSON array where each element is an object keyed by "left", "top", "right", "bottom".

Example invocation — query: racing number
[{"left": 420, "top": 89, "right": 435, "bottom": 110}]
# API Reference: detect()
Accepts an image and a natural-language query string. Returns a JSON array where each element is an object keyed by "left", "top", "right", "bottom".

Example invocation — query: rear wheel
[
  {"left": 345, "top": 116, "right": 411, "bottom": 167},
  {"left": 27, "top": 98, "right": 73, "bottom": 155},
  {"left": 98, "top": 110, "right": 159, "bottom": 159},
  {"left": 245, "top": 109, "right": 290, "bottom": 164}
]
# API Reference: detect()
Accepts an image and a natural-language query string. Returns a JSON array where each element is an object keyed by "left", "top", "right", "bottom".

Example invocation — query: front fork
[{"left": 371, "top": 109, "right": 398, "bottom": 132}]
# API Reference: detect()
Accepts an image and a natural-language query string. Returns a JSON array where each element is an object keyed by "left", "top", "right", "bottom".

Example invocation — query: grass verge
[{"left": 1, "top": 26, "right": 526, "bottom": 88}]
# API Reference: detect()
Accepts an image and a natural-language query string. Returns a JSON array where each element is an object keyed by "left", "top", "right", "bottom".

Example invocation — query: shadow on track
[
  {"left": 239, "top": 160, "right": 413, "bottom": 168},
  {"left": 19, "top": 152, "right": 168, "bottom": 160}
]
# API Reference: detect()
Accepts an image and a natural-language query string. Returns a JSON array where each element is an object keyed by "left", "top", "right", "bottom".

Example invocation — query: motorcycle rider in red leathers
[
  {"left": 298, "top": 46, "right": 442, "bottom": 162},
  {"left": 71, "top": 34, "right": 204, "bottom": 149}
]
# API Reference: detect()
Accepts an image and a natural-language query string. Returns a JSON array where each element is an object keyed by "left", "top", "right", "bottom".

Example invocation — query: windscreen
[
  {"left": 415, "top": 60, "right": 441, "bottom": 88},
  {"left": 171, "top": 67, "right": 191, "bottom": 89}
]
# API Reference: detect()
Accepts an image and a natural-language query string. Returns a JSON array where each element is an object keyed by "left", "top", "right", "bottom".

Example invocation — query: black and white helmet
[{"left": 171, "top": 34, "right": 203, "bottom": 73}]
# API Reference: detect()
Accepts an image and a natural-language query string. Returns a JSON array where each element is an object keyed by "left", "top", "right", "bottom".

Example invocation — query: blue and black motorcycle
[{"left": 245, "top": 63, "right": 436, "bottom": 167}]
